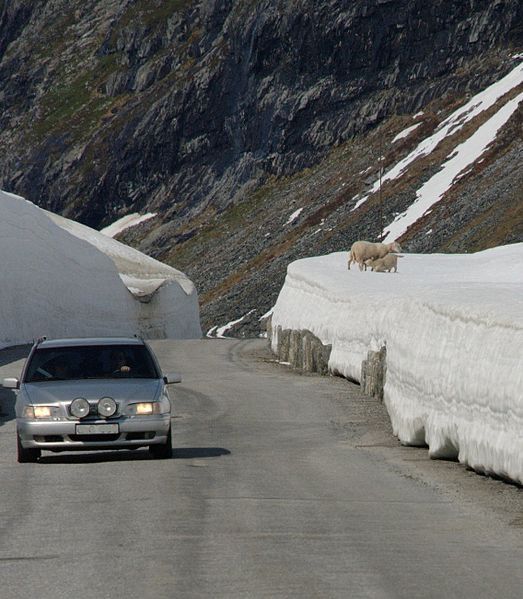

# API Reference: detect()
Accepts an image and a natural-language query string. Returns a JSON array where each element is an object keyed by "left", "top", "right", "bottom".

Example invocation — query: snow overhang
[{"left": 45, "top": 211, "right": 195, "bottom": 300}]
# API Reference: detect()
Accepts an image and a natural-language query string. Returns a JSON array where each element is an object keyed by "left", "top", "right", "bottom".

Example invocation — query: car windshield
[{"left": 24, "top": 345, "right": 160, "bottom": 382}]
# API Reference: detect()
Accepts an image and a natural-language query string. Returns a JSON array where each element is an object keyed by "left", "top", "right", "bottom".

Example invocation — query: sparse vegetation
[
  {"left": 118, "top": 0, "right": 194, "bottom": 30},
  {"left": 31, "top": 54, "right": 123, "bottom": 141},
  {"left": 107, "top": 0, "right": 196, "bottom": 48}
]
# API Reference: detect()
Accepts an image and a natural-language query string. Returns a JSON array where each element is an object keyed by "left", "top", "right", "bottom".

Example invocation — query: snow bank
[
  {"left": 271, "top": 245, "right": 523, "bottom": 484},
  {"left": 0, "top": 191, "right": 201, "bottom": 345},
  {"left": 47, "top": 211, "right": 194, "bottom": 298}
]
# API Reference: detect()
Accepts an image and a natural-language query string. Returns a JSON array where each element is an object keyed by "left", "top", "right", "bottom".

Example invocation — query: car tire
[
  {"left": 17, "top": 432, "right": 41, "bottom": 463},
  {"left": 149, "top": 426, "right": 172, "bottom": 459}
]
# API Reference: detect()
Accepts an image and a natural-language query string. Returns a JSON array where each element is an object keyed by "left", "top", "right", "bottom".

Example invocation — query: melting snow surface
[{"left": 271, "top": 245, "right": 523, "bottom": 484}]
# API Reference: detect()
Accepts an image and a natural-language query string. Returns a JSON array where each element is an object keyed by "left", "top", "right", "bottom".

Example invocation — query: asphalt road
[{"left": 0, "top": 338, "right": 521, "bottom": 599}]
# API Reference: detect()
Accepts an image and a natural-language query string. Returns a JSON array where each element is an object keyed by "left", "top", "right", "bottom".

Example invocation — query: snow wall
[
  {"left": 271, "top": 245, "right": 523, "bottom": 484},
  {"left": 0, "top": 191, "right": 202, "bottom": 345}
]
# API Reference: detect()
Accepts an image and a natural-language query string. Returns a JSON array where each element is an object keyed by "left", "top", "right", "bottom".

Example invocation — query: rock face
[
  {"left": 268, "top": 323, "right": 387, "bottom": 402},
  {"left": 1, "top": 1, "right": 522, "bottom": 335},
  {"left": 270, "top": 322, "right": 332, "bottom": 375},
  {"left": 361, "top": 347, "right": 387, "bottom": 401}
]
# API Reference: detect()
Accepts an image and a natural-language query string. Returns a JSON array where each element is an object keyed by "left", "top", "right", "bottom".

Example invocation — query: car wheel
[
  {"left": 149, "top": 426, "right": 172, "bottom": 459},
  {"left": 17, "top": 432, "right": 41, "bottom": 463}
]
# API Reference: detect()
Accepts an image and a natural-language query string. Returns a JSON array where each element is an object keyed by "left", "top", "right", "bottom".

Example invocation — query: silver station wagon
[{"left": 3, "top": 337, "right": 181, "bottom": 463}]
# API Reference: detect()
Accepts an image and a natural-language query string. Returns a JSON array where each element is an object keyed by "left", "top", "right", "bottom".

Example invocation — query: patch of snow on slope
[
  {"left": 352, "top": 61, "right": 523, "bottom": 212},
  {"left": 100, "top": 213, "right": 157, "bottom": 237},
  {"left": 270, "top": 245, "right": 523, "bottom": 484},
  {"left": 383, "top": 91, "right": 523, "bottom": 242},
  {"left": 285, "top": 208, "right": 304, "bottom": 225},
  {"left": 214, "top": 310, "right": 257, "bottom": 338},
  {"left": 391, "top": 123, "right": 421, "bottom": 143},
  {"left": 260, "top": 307, "right": 274, "bottom": 321}
]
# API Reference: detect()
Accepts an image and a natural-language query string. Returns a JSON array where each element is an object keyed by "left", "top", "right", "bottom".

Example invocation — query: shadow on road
[
  {"left": 173, "top": 447, "right": 231, "bottom": 459},
  {"left": 36, "top": 446, "right": 231, "bottom": 464},
  {"left": 0, "top": 389, "right": 16, "bottom": 426},
  {"left": 0, "top": 345, "right": 29, "bottom": 427},
  {"left": 39, "top": 449, "right": 155, "bottom": 464}
]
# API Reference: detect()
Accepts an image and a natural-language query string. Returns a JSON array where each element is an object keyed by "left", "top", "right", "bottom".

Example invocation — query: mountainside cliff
[{"left": 1, "top": 0, "right": 522, "bottom": 335}]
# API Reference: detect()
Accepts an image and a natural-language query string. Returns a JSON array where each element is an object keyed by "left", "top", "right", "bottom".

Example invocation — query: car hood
[{"left": 23, "top": 379, "right": 162, "bottom": 404}]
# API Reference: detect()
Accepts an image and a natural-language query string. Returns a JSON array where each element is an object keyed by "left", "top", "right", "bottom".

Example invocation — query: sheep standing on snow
[
  {"left": 347, "top": 240, "right": 402, "bottom": 270},
  {"left": 365, "top": 253, "right": 403, "bottom": 273}
]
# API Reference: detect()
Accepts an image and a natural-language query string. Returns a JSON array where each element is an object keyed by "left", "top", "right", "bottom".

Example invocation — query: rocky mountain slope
[{"left": 0, "top": 0, "right": 521, "bottom": 336}]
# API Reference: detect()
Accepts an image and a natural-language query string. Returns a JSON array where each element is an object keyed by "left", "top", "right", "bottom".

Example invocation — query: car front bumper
[{"left": 17, "top": 415, "right": 171, "bottom": 450}]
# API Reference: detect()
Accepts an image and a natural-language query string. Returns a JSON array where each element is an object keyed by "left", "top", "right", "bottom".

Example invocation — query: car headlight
[
  {"left": 128, "top": 399, "right": 170, "bottom": 416},
  {"left": 70, "top": 397, "right": 90, "bottom": 419},
  {"left": 98, "top": 397, "right": 117, "bottom": 418},
  {"left": 130, "top": 402, "right": 155, "bottom": 415},
  {"left": 23, "top": 405, "right": 58, "bottom": 419}
]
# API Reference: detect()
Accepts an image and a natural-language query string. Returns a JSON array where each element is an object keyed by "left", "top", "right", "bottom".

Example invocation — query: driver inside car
[{"left": 109, "top": 350, "right": 132, "bottom": 375}]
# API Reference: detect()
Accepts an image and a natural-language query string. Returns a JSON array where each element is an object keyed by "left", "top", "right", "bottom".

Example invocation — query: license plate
[{"left": 75, "top": 424, "right": 119, "bottom": 435}]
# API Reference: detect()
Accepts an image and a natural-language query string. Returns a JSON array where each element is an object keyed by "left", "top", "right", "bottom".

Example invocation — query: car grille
[
  {"left": 69, "top": 434, "right": 121, "bottom": 442},
  {"left": 83, "top": 402, "right": 119, "bottom": 419},
  {"left": 126, "top": 432, "right": 155, "bottom": 441},
  {"left": 33, "top": 432, "right": 155, "bottom": 444}
]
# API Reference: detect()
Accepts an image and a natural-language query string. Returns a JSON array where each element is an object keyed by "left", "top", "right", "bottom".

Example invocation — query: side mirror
[
  {"left": 2, "top": 377, "right": 20, "bottom": 389},
  {"left": 163, "top": 373, "right": 182, "bottom": 384}
]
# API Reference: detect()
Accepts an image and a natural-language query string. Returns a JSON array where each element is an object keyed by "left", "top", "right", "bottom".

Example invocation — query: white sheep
[
  {"left": 347, "top": 240, "right": 402, "bottom": 270},
  {"left": 365, "top": 253, "right": 403, "bottom": 273}
]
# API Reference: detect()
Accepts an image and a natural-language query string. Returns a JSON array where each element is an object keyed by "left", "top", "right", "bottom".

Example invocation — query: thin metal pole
[{"left": 379, "top": 135, "right": 383, "bottom": 241}]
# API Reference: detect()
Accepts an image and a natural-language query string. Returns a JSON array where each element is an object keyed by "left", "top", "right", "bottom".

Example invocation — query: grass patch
[
  {"left": 32, "top": 54, "right": 123, "bottom": 142},
  {"left": 117, "top": 0, "right": 194, "bottom": 33}
]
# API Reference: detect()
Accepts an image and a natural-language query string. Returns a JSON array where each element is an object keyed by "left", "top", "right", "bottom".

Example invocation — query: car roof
[{"left": 36, "top": 337, "right": 145, "bottom": 349}]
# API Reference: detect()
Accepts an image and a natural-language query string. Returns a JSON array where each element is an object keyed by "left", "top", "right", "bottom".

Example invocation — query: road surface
[{"left": 0, "top": 339, "right": 521, "bottom": 598}]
